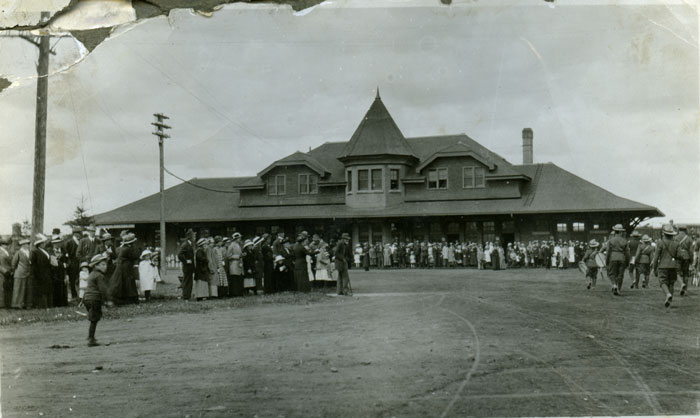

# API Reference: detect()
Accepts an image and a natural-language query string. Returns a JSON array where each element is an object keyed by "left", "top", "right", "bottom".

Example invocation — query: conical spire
[{"left": 340, "top": 93, "right": 416, "bottom": 160}]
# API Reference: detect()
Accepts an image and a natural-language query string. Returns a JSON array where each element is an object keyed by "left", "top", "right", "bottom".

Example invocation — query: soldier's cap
[
  {"left": 588, "top": 239, "right": 599, "bottom": 248},
  {"left": 630, "top": 230, "right": 641, "bottom": 237},
  {"left": 612, "top": 224, "right": 625, "bottom": 232},
  {"left": 641, "top": 235, "right": 652, "bottom": 243},
  {"left": 662, "top": 224, "right": 678, "bottom": 236},
  {"left": 89, "top": 253, "right": 108, "bottom": 267}
]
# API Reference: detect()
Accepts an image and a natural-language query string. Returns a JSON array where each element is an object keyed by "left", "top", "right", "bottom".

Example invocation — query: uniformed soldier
[
  {"left": 633, "top": 235, "right": 654, "bottom": 288},
  {"left": 651, "top": 224, "right": 680, "bottom": 308},
  {"left": 675, "top": 225, "right": 693, "bottom": 296},
  {"left": 606, "top": 224, "right": 630, "bottom": 296},
  {"left": 627, "top": 230, "right": 641, "bottom": 288}
]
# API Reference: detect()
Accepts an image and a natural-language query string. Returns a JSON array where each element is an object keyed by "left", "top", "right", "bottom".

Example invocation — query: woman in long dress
[
  {"left": 193, "top": 238, "right": 211, "bottom": 300},
  {"left": 315, "top": 244, "right": 331, "bottom": 281},
  {"left": 11, "top": 239, "right": 32, "bottom": 309},
  {"left": 109, "top": 234, "right": 140, "bottom": 305},
  {"left": 383, "top": 244, "right": 391, "bottom": 269},
  {"left": 138, "top": 249, "right": 157, "bottom": 301}
]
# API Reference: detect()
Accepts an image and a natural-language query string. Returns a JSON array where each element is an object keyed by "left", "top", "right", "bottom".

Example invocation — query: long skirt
[
  {"left": 294, "top": 266, "right": 310, "bottom": 292},
  {"left": 12, "top": 274, "right": 31, "bottom": 308},
  {"left": 228, "top": 274, "right": 244, "bottom": 296},
  {"left": 110, "top": 261, "right": 139, "bottom": 305},
  {"left": 208, "top": 273, "right": 218, "bottom": 298},
  {"left": 193, "top": 279, "right": 210, "bottom": 299},
  {"left": 52, "top": 278, "right": 68, "bottom": 307},
  {"left": 315, "top": 268, "right": 330, "bottom": 281}
]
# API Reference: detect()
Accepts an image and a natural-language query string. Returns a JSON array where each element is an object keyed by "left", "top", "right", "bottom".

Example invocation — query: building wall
[
  {"left": 240, "top": 165, "right": 344, "bottom": 206},
  {"left": 405, "top": 156, "right": 522, "bottom": 201}
]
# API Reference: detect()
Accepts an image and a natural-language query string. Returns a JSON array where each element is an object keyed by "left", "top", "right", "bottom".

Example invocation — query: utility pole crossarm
[{"left": 151, "top": 113, "right": 171, "bottom": 282}]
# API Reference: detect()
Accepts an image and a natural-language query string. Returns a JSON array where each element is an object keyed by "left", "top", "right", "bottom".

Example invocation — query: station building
[{"left": 94, "top": 92, "right": 663, "bottom": 257}]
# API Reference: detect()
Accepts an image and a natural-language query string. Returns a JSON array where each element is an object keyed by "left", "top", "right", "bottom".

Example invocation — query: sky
[{"left": 0, "top": 0, "right": 698, "bottom": 234}]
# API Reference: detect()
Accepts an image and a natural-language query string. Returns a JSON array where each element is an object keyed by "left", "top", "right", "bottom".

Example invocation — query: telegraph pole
[
  {"left": 31, "top": 14, "right": 50, "bottom": 238},
  {"left": 152, "top": 113, "right": 171, "bottom": 279}
]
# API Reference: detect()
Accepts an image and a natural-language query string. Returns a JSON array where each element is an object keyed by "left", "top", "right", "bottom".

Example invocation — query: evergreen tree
[{"left": 64, "top": 196, "right": 94, "bottom": 229}]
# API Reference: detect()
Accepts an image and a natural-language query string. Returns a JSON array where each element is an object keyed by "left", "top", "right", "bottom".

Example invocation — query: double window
[
  {"left": 268, "top": 175, "right": 286, "bottom": 195},
  {"left": 573, "top": 222, "right": 585, "bottom": 232},
  {"left": 358, "top": 168, "right": 383, "bottom": 191},
  {"left": 428, "top": 168, "right": 448, "bottom": 189},
  {"left": 463, "top": 166, "right": 485, "bottom": 188},
  {"left": 557, "top": 223, "right": 567, "bottom": 232},
  {"left": 298, "top": 174, "right": 318, "bottom": 194}
]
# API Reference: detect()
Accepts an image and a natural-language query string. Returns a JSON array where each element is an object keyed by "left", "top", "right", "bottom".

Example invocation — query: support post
[{"left": 152, "top": 114, "right": 171, "bottom": 280}]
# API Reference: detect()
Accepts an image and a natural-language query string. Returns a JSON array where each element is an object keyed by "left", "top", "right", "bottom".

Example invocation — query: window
[
  {"left": 268, "top": 175, "right": 286, "bottom": 195},
  {"left": 346, "top": 170, "right": 352, "bottom": 193},
  {"left": 298, "top": 174, "right": 318, "bottom": 194},
  {"left": 557, "top": 223, "right": 567, "bottom": 232},
  {"left": 535, "top": 220, "right": 548, "bottom": 232},
  {"left": 358, "top": 169, "right": 369, "bottom": 191},
  {"left": 371, "top": 169, "right": 382, "bottom": 190},
  {"left": 390, "top": 169, "right": 400, "bottom": 190},
  {"left": 573, "top": 222, "right": 585, "bottom": 232},
  {"left": 428, "top": 168, "right": 448, "bottom": 189},
  {"left": 483, "top": 221, "right": 496, "bottom": 243},
  {"left": 463, "top": 166, "right": 486, "bottom": 188},
  {"left": 593, "top": 224, "right": 600, "bottom": 230}
]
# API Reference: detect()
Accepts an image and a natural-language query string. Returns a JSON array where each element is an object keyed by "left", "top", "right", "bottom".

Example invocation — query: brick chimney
[{"left": 522, "top": 128, "right": 533, "bottom": 164}]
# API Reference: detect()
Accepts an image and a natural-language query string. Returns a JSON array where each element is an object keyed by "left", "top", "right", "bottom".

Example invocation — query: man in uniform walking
[
  {"left": 606, "top": 224, "right": 630, "bottom": 296},
  {"left": 675, "top": 225, "right": 693, "bottom": 296},
  {"left": 627, "top": 230, "right": 641, "bottom": 289},
  {"left": 652, "top": 224, "right": 680, "bottom": 307},
  {"left": 334, "top": 233, "right": 352, "bottom": 296}
]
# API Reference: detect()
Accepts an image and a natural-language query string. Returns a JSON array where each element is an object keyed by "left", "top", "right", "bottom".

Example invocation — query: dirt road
[{"left": 2, "top": 268, "right": 699, "bottom": 417}]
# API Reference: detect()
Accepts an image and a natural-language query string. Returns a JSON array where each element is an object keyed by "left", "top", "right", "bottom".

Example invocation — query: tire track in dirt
[{"left": 448, "top": 290, "right": 663, "bottom": 415}]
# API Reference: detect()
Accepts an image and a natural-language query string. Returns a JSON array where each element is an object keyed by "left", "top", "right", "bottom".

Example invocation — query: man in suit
[
  {"left": 64, "top": 227, "right": 82, "bottom": 301},
  {"left": 177, "top": 229, "right": 196, "bottom": 300},
  {"left": 606, "top": 224, "right": 630, "bottom": 296},
  {"left": 31, "top": 234, "right": 53, "bottom": 308},
  {"left": 334, "top": 233, "right": 352, "bottom": 296},
  {"left": 77, "top": 225, "right": 100, "bottom": 263},
  {"left": 652, "top": 224, "right": 681, "bottom": 307},
  {"left": 0, "top": 238, "right": 12, "bottom": 308},
  {"left": 675, "top": 225, "right": 693, "bottom": 296}
]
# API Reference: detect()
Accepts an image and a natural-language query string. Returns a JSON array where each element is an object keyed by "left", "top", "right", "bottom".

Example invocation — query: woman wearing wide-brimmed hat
[
  {"left": 30, "top": 234, "right": 53, "bottom": 308},
  {"left": 193, "top": 238, "right": 211, "bottom": 300},
  {"left": 108, "top": 232, "right": 140, "bottom": 305},
  {"left": 11, "top": 238, "right": 32, "bottom": 308},
  {"left": 50, "top": 234, "right": 68, "bottom": 307}
]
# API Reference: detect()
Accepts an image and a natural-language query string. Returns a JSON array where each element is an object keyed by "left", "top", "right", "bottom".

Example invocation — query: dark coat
[
  {"left": 109, "top": 245, "right": 139, "bottom": 304},
  {"left": 30, "top": 247, "right": 52, "bottom": 308},
  {"left": 77, "top": 236, "right": 100, "bottom": 263},
  {"left": 194, "top": 247, "right": 209, "bottom": 281},
  {"left": 178, "top": 240, "right": 195, "bottom": 272}
]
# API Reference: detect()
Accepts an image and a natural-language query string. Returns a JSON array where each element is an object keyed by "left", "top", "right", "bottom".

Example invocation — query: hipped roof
[{"left": 94, "top": 163, "right": 662, "bottom": 225}]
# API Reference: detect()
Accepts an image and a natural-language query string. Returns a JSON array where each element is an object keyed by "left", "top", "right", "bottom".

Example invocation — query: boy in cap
[
  {"left": 652, "top": 224, "right": 680, "bottom": 308},
  {"left": 633, "top": 235, "right": 654, "bottom": 288},
  {"left": 583, "top": 239, "right": 601, "bottom": 289},
  {"left": 83, "top": 254, "right": 112, "bottom": 346}
]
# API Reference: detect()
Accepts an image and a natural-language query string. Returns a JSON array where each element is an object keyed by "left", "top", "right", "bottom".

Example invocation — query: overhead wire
[{"left": 163, "top": 166, "right": 240, "bottom": 194}]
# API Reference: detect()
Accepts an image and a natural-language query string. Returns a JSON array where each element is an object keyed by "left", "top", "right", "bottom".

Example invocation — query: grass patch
[{"left": 0, "top": 283, "right": 332, "bottom": 327}]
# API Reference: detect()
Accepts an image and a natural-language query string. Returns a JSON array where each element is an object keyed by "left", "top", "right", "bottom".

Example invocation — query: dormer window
[
  {"left": 268, "top": 175, "right": 286, "bottom": 195},
  {"left": 463, "top": 166, "right": 486, "bottom": 189},
  {"left": 299, "top": 174, "right": 318, "bottom": 194},
  {"left": 427, "top": 168, "right": 448, "bottom": 190}
]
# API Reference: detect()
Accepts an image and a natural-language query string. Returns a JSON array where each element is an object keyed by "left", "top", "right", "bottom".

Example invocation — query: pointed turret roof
[{"left": 339, "top": 91, "right": 417, "bottom": 161}]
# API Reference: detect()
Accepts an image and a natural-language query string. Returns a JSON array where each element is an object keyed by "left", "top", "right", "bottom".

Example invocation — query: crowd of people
[{"left": 0, "top": 221, "right": 697, "bottom": 345}]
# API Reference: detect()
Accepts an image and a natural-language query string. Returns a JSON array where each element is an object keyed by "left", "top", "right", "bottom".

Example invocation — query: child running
[{"left": 583, "top": 239, "right": 600, "bottom": 290}]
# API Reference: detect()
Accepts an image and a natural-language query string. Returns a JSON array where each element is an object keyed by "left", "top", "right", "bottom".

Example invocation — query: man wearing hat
[
  {"left": 634, "top": 235, "right": 654, "bottom": 289},
  {"left": 606, "top": 224, "right": 630, "bottom": 296},
  {"left": 64, "top": 227, "right": 82, "bottom": 301},
  {"left": 627, "top": 230, "right": 642, "bottom": 287},
  {"left": 83, "top": 253, "right": 112, "bottom": 347},
  {"left": 334, "top": 233, "right": 352, "bottom": 296},
  {"left": 96, "top": 232, "right": 117, "bottom": 278},
  {"left": 50, "top": 233, "right": 68, "bottom": 307},
  {"left": 30, "top": 233, "right": 53, "bottom": 308},
  {"left": 582, "top": 239, "right": 601, "bottom": 289},
  {"left": 11, "top": 239, "right": 32, "bottom": 308},
  {"left": 675, "top": 225, "right": 693, "bottom": 296},
  {"left": 0, "top": 238, "right": 12, "bottom": 308},
  {"left": 78, "top": 225, "right": 100, "bottom": 264},
  {"left": 652, "top": 224, "right": 681, "bottom": 307},
  {"left": 177, "top": 229, "right": 196, "bottom": 300}
]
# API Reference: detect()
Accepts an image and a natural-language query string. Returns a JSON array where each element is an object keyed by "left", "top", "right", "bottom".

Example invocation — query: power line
[{"left": 163, "top": 166, "right": 240, "bottom": 194}]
